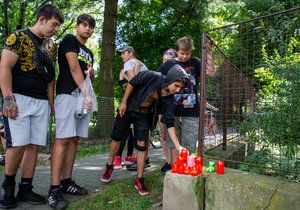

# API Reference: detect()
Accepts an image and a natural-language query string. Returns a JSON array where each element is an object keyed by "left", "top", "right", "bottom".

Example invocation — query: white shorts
[
  {"left": 5, "top": 94, "right": 50, "bottom": 147},
  {"left": 55, "top": 94, "right": 92, "bottom": 139}
]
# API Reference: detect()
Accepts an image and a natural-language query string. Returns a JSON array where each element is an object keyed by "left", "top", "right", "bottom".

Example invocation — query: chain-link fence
[{"left": 199, "top": 7, "right": 300, "bottom": 177}]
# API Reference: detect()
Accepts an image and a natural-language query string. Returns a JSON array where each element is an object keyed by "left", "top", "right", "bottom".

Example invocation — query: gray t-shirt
[{"left": 123, "top": 58, "right": 148, "bottom": 74}]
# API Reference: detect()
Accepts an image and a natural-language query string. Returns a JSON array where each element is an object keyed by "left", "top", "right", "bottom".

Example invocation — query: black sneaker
[
  {"left": 126, "top": 159, "right": 151, "bottom": 171},
  {"left": 48, "top": 187, "right": 68, "bottom": 210},
  {"left": 0, "top": 183, "right": 16, "bottom": 209},
  {"left": 160, "top": 162, "right": 172, "bottom": 173},
  {"left": 16, "top": 183, "right": 46, "bottom": 205},
  {"left": 61, "top": 180, "right": 88, "bottom": 196}
]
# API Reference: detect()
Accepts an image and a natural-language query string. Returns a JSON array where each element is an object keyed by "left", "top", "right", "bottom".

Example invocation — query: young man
[
  {"left": 48, "top": 14, "right": 95, "bottom": 209},
  {"left": 0, "top": 5, "right": 64, "bottom": 208},
  {"left": 113, "top": 46, "right": 148, "bottom": 169},
  {"left": 101, "top": 64, "right": 189, "bottom": 196},
  {"left": 156, "top": 36, "right": 201, "bottom": 164}
]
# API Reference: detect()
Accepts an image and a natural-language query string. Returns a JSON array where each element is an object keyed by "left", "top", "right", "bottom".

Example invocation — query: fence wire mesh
[{"left": 199, "top": 8, "right": 300, "bottom": 178}]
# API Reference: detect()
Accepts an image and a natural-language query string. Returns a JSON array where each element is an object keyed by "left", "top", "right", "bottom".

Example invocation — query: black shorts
[{"left": 111, "top": 110, "right": 151, "bottom": 142}]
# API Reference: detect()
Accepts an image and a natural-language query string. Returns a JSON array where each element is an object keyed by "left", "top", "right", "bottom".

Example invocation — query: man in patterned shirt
[{"left": 0, "top": 4, "right": 64, "bottom": 208}]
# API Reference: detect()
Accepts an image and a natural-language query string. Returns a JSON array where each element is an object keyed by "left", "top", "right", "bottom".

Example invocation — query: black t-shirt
[
  {"left": 3, "top": 28, "right": 57, "bottom": 100},
  {"left": 56, "top": 34, "right": 94, "bottom": 94},
  {"left": 156, "top": 57, "right": 201, "bottom": 117}
]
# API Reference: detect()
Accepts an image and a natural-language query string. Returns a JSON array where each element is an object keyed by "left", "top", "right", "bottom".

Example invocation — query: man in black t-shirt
[
  {"left": 0, "top": 5, "right": 64, "bottom": 209},
  {"left": 48, "top": 14, "right": 95, "bottom": 209}
]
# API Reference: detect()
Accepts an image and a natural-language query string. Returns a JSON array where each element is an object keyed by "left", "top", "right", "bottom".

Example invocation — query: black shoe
[
  {"left": 16, "top": 183, "right": 46, "bottom": 205},
  {"left": 61, "top": 180, "right": 88, "bottom": 196},
  {"left": 126, "top": 159, "right": 151, "bottom": 171},
  {"left": 0, "top": 183, "right": 16, "bottom": 209},
  {"left": 48, "top": 187, "right": 68, "bottom": 210},
  {"left": 160, "top": 162, "right": 172, "bottom": 173},
  {"left": 145, "top": 158, "right": 151, "bottom": 168}
]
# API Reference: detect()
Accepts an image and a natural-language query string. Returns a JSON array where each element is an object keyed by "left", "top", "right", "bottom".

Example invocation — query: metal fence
[{"left": 199, "top": 8, "right": 300, "bottom": 177}]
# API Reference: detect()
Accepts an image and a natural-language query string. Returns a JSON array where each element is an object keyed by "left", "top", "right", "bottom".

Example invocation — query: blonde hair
[{"left": 176, "top": 36, "right": 195, "bottom": 51}]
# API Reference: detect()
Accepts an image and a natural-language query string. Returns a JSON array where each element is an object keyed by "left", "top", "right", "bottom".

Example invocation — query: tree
[{"left": 96, "top": 0, "right": 118, "bottom": 138}]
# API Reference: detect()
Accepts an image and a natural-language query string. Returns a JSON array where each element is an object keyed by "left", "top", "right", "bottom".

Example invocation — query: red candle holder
[
  {"left": 183, "top": 166, "right": 190, "bottom": 175},
  {"left": 172, "top": 163, "right": 178, "bottom": 173},
  {"left": 216, "top": 160, "right": 224, "bottom": 174},
  {"left": 180, "top": 149, "right": 189, "bottom": 161},
  {"left": 190, "top": 167, "right": 198, "bottom": 176},
  {"left": 195, "top": 156, "right": 203, "bottom": 167},
  {"left": 196, "top": 165, "right": 202, "bottom": 174},
  {"left": 177, "top": 156, "right": 184, "bottom": 166},
  {"left": 178, "top": 165, "right": 184, "bottom": 174}
]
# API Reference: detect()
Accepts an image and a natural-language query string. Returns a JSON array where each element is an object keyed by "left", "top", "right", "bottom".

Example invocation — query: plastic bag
[{"left": 72, "top": 72, "right": 98, "bottom": 118}]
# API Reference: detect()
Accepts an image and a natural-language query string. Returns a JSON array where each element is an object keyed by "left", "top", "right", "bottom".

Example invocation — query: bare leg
[
  {"left": 170, "top": 148, "right": 179, "bottom": 164},
  {"left": 61, "top": 137, "right": 79, "bottom": 179},
  {"left": 50, "top": 139, "right": 70, "bottom": 186},
  {"left": 108, "top": 140, "right": 122, "bottom": 165},
  {"left": 20, "top": 144, "right": 39, "bottom": 178},
  {"left": 136, "top": 141, "right": 146, "bottom": 178},
  {"left": 5, "top": 146, "right": 26, "bottom": 175}
]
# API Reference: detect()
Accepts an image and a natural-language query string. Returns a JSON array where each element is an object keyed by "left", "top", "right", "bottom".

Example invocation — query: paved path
[{"left": 0, "top": 147, "right": 165, "bottom": 209}]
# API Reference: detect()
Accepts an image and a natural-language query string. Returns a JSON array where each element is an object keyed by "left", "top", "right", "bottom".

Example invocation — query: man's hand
[
  {"left": 85, "top": 64, "right": 95, "bottom": 82},
  {"left": 118, "top": 102, "right": 127, "bottom": 117},
  {"left": 84, "top": 95, "right": 93, "bottom": 111},
  {"left": 3, "top": 96, "right": 18, "bottom": 119},
  {"left": 176, "top": 145, "right": 187, "bottom": 154},
  {"left": 49, "top": 102, "right": 55, "bottom": 115}
]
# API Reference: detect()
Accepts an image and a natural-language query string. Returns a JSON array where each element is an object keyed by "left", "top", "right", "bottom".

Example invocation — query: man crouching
[{"left": 101, "top": 64, "right": 190, "bottom": 195}]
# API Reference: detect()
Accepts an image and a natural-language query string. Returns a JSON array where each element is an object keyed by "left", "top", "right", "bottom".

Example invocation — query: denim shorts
[{"left": 111, "top": 110, "right": 151, "bottom": 142}]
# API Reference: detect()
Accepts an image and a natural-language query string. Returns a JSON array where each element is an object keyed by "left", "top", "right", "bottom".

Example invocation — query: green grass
[
  {"left": 76, "top": 144, "right": 111, "bottom": 159},
  {"left": 68, "top": 170, "right": 164, "bottom": 210},
  {"left": 0, "top": 165, "right": 3, "bottom": 172}
]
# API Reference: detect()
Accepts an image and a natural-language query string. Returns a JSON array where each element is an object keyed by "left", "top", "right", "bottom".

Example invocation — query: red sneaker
[
  {"left": 101, "top": 164, "right": 114, "bottom": 183},
  {"left": 125, "top": 154, "right": 137, "bottom": 164},
  {"left": 135, "top": 177, "right": 149, "bottom": 196},
  {"left": 113, "top": 156, "right": 122, "bottom": 169}
]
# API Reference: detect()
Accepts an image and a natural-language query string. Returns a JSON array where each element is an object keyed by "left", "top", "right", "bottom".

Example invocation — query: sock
[
  {"left": 60, "top": 178, "right": 72, "bottom": 186},
  {"left": 21, "top": 177, "right": 33, "bottom": 185},
  {"left": 3, "top": 174, "right": 16, "bottom": 186},
  {"left": 50, "top": 185, "right": 60, "bottom": 190}
]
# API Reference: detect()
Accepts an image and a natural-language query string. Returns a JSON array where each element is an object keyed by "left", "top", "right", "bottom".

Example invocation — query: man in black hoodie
[{"left": 101, "top": 64, "right": 190, "bottom": 195}]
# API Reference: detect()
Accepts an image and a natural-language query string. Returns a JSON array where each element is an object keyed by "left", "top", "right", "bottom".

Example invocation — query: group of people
[
  {"left": 0, "top": 4, "right": 95, "bottom": 209},
  {"left": 0, "top": 3, "right": 204, "bottom": 210}
]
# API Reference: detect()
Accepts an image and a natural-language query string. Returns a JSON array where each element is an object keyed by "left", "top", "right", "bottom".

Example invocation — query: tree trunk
[
  {"left": 96, "top": 0, "right": 118, "bottom": 138},
  {"left": 17, "top": 1, "right": 27, "bottom": 29},
  {"left": 3, "top": 0, "right": 9, "bottom": 38}
]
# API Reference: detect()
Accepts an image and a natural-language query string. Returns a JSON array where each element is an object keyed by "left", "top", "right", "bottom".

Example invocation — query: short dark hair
[
  {"left": 175, "top": 77, "right": 191, "bottom": 87},
  {"left": 36, "top": 4, "right": 64, "bottom": 24},
  {"left": 77, "top": 14, "right": 96, "bottom": 29}
]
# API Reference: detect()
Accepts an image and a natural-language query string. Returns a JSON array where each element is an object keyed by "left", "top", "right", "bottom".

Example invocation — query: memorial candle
[
  {"left": 187, "top": 156, "right": 195, "bottom": 168},
  {"left": 216, "top": 161, "right": 224, "bottom": 174}
]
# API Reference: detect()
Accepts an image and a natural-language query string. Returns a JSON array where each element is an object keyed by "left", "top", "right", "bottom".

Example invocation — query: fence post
[{"left": 198, "top": 32, "right": 207, "bottom": 156}]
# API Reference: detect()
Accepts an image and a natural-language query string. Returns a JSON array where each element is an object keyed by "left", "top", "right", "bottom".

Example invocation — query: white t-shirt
[{"left": 123, "top": 58, "right": 148, "bottom": 74}]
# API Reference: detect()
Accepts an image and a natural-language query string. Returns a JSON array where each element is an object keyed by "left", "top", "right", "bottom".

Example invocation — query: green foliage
[
  {"left": 240, "top": 35, "right": 300, "bottom": 157},
  {"left": 76, "top": 144, "right": 111, "bottom": 159},
  {"left": 239, "top": 148, "right": 273, "bottom": 174}
]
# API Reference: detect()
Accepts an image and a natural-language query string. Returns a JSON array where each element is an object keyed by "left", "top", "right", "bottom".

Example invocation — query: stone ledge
[{"left": 163, "top": 167, "right": 300, "bottom": 210}]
